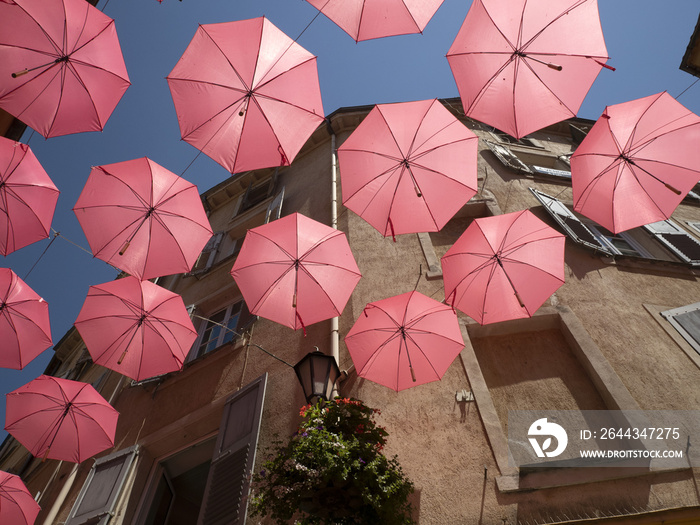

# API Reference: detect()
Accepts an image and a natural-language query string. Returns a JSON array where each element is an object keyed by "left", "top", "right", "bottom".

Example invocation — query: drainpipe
[
  {"left": 327, "top": 118, "right": 340, "bottom": 387},
  {"left": 41, "top": 463, "right": 78, "bottom": 525}
]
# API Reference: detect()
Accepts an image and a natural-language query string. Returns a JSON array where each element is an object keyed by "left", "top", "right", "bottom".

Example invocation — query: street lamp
[{"left": 293, "top": 347, "right": 341, "bottom": 404}]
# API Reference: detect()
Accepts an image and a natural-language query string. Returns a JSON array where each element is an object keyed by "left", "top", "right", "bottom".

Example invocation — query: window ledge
[{"left": 597, "top": 253, "right": 700, "bottom": 277}]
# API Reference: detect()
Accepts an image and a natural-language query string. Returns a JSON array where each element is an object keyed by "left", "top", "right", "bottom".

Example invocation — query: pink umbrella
[
  {"left": 167, "top": 17, "right": 325, "bottom": 174},
  {"left": 73, "top": 157, "right": 213, "bottom": 280},
  {"left": 74, "top": 276, "right": 197, "bottom": 381},
  {"left": 5, "top": 375, "right": 118, "bottom": 463},
  {"left": 441, "top": 210, "right": 565, "bottom": 325},
  {"left": 230, "top": 213, "right": 361, "bottom": 332},
  {"left": 304, "top": 0, "right": 445, "bottom": 41},
  {"left": 0, "top": 137, "right": 59, "bottom": 256},
  {"left": 571, "top": 92, "right": 700, "bottom": 233},
  {"left": 0, "top": 471, "right": 40, "bottom": 525},
  {"left": 446, "top": 0, "right": 610, "bottom": 139},
  {"left": 345, "top": 291, "right": 464, "bottom": 391},
  {"left": 337, "top": 99, "right": 478, "bottom": 239},
  {"left": 0, "top": 268, "right": 52, "bottom": 370},
  {"left": 0, "top": 0, "right": 130, "bottom": 138}
]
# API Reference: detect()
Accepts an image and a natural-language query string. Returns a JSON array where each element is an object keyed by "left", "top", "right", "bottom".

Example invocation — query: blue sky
[{"left": 1, "top": 0, "right": 699, "bottom": 441}]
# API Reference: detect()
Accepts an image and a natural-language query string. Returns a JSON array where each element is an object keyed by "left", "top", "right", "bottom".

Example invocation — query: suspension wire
[
  {"left": 22, "top": 233, "right": 58, "bottom": 281},
  {"left": 51, "top": 229, "right": 93, "bottom": 256},
  {"left": 676, "top": 77, "right": 699, "bottom": 101},
  {"left": 23, "top": 228, "right": 122, "bottom": 281}
]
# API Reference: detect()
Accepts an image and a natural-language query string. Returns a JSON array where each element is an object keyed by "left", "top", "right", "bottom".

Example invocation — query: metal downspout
[{"left": 328, "top": 120, "right": 340, "bottom": 389}]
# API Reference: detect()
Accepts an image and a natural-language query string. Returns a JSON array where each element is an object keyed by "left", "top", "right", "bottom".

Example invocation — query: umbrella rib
[
  {"left": 8, "top": 65, "right": 64, "bottom": 129},
  {"left": 200, "top": 25, "right": 251, "bottom": 92},
  {"left": 11, "top": 3, "right": 64, "bottom": 57},
  {"left": 355, "top": 330, "right": 402, "bottom": 376},
  {"left": 520, "top": 0, "right": 592, "bottom": 51}
]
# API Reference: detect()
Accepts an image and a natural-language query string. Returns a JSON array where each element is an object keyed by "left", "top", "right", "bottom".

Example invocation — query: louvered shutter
[
  {"left": 484, "top": 140, "right": 532, "bottom": 173},
  {"left": 644, "top": 220, "right": 700, "bottom": 265},
  {"left": 529, "top": 188, "right": 612, "bottom": 254},
  {"left": 66, "top": 446, "right": 139, "bottom": 525},
  {"left": 265, "top": 186, "right": 285, "bottom": 223},
  {"left": 662, "top": 302, "right": 700, "bottom": 355},
  {"left": 197, "top": 374, "right": 267, "bottom": 525}
]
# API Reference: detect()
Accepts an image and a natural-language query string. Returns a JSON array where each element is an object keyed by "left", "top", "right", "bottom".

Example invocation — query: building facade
[{"left": 1, "top": 99, "right": 699, "bottom": 524}]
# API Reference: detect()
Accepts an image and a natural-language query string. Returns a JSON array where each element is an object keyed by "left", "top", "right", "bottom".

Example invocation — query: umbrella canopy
[
  {"left": 167, "top": 17, "right": 325, "bottom": 174},
  {"left": 231, "top": 212, "right": 361, "bottom": 332},
  {"left": 446, "top": 0, "right": 610, "bottom": 139},
  {"left": 0, "top": 137, "right": 59, "bottom": 256},
  {"left": 345, "top": 291, "right": 464, "bottom": 391},
  {"left": 441, "top": 210, "right": 565, "bottom": 325},
  {"left": 5, "top": 375, "right": 118, "bottom": 463},
  {"left": 0, "top": 268, "right": 52, "bottom": 370},
  {"left": 571, "top": 92, "right": 700, "bottom": 233},
  {"left": 0, "top": 471, "right": 40, "bottom": 525},
  {"left": 0, "top": 0, "right": 130, "bottom": 138},
  {"left": 73, "top": 157, "right": 213, "bottom": 280},
  {"left": 304, "top": 0, "right": 445, "bottom": 42},
  {"left": 74, "top": 276, "right": 197, "bottom": 381},
  {"left": 338, "top": 99, "right": 478, "bottom": 239}
]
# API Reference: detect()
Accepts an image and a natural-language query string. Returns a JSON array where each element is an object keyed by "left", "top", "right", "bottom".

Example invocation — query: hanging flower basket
[{"left": 251, "top": 398, "right": 414, "bottom": 525}]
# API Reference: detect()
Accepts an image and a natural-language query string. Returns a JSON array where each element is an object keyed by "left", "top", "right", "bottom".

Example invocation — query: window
[
  {"left": 188, "top": 301, "right": 255, "bottom": 362},
  {"left": 190, "top": 232, "right": 225, "bottom": 276},
  {"left": 489, "top": 130, "right": 542, "bottom": 148},
  {"left": 661, "top": 303, "right": 700, "bottom": 356},
  {"left": 67, "top": 446, "right": 139, "bottom": 525},
  {"left": 191, "top": 187, "right": 284, "bottom": 278},
  {"left": 531, "top": 188, "right": 700, "bottom": 263},
  {"left": 529, "top": 188, "right": 612, "bottom": 254},
  {"left": 484, "top": 140, "right": 532, "bottom": 174},
  {"left": 237, "top": 172, "right": 279, "bottom": 216},
  {"left": 585, "top": 223, "right": 652, "bottom": 258},
  {"left": 485, "top": 140, "right": 573, "bottom": 179},
  {"left": 137, "top": 375, "right": 267, "bottom": 525},
  {"left": 142, "top": 438, "right": 216, "bottom": 525}
]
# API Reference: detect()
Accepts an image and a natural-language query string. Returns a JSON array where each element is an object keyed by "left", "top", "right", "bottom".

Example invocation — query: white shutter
[
  {"left": 265, "top": 186, "right": 285, "bottom": 223},
  {"left": 529, "top": 188, "right": 612, "bottom": 254},
  {"left": 644, "top": 220, "right": 700, "bottom": 265},
  {"left": 484, "top": 140, "right": 532, "bottom": 173},
  {"left": 190, "top": 232, "right": 224, "bottom": 276}
]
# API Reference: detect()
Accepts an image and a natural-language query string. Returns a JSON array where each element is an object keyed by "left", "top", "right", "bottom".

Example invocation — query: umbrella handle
[
  {"left": 410, "top": 366, "right": 416, "bottom": 383},
  {"left": 42, "top": 447, "right": 51, "bottom": 462},
  {"left": 11, "top": 69, "right": 29, "bottom": 78},
  {"left": 118, "top": 349, "right": 128, "bottom": 365},
  {"left": 119, "top": 240, "right": 130, "bottom": 255},
  {"left": 515, "top": 291, "right": 525, "bottom": 308},
  {"left": 665, "top": 183, "right": 682, "bottom": 196}
]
